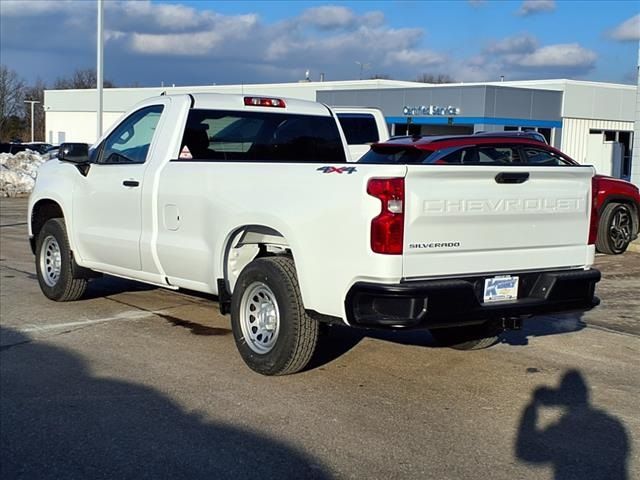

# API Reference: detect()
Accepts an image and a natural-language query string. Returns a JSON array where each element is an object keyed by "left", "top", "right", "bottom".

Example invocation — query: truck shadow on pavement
[
  {"left": 0, "top": 327, "right": 332, "bottom": 480},
  {"left": 309, "top": 314, "right": 587, "bottom": 369},
  {"left": 81, "top": 275, "right": 157, "bottom": 299},
  {"left": 515, "top": 369, "right": 630, "bottom": 480},
  {"left": 500, "top": 313, "right": 586, "bottom": 346}
]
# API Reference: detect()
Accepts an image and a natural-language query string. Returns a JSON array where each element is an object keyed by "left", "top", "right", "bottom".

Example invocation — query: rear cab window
[
  {"left": 178, "top": 110, "right": 346, "bottom": 163},
  {"left": 336, "top": 113, "right": 379, "bottom": 145}
]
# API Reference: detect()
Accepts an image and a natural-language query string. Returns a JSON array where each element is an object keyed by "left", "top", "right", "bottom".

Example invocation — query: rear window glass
[
  {"left": 359, "top": 146, "right": 431, "bottom": 164},
  {"left": 179, "top": 110, "right": 345, "bottom": 163},
  {"left": 436, "top": 145, "right": 520, "bottom": 164},
  {"left": 522, "top": 148, "right": 572, "bottom": 166},
  {"left": 336, "top": 113, "right": 379, "bottom": 145}
]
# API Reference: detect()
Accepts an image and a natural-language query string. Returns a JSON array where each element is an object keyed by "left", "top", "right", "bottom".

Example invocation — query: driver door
[{"left": 72, "top": 105, "right": 164, "bottom": 271}]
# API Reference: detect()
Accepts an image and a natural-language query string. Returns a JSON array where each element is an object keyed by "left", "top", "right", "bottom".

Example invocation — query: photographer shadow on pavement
[{"left": 515, "top": 369, "right": 629, "bottom": 480}]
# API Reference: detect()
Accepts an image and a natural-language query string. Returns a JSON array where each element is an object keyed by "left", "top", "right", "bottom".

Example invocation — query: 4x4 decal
[{"left": 317, "top": 166, "right": 357, "bottom": 174}]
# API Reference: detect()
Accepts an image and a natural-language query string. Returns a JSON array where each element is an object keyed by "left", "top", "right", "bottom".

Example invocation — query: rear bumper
[{"left": 345, "top": 268, "right": 600, "bottom": 329}]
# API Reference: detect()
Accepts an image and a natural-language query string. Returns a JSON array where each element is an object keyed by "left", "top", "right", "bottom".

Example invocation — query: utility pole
[
  {"left": 24, "top": 100, "right": 40, "bottom": 142},
  {"left": 355, "top": 61, "right": 370, "bottom": 80},
  {"left": 96, "top": 0, "right": 104, "bottom": 140}
]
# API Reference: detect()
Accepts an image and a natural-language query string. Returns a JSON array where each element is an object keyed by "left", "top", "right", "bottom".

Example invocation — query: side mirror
[{"left": 59, "top": 143, "right": 90, "bottom": 163}]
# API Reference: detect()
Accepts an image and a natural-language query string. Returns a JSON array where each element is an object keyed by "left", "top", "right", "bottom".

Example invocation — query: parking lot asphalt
[{"left": 1, "top": 196, "right": 639, "bottom": 480}]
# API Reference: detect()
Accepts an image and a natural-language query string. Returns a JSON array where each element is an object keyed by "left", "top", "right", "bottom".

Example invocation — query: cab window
[{"left": 99, "top": 105, "right": 164, "bottom": 164}]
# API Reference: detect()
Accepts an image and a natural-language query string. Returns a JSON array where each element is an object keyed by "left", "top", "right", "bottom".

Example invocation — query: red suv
[{"left": 360, "top": 134, "right": 640, "bottom": 254}]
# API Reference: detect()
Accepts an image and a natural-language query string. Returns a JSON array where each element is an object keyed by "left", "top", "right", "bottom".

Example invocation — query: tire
[
  {"left": 35, "top": 218, "right": 87, "bottom": 301},
  {"left": 430, "top": 321, "right": 503, "bottom": 350},
  {"left": 230, "top": 256, "right": 319, "bottom": 375},
  {"left": 595, "top": 203, "right": 633, "bottom": 255}
]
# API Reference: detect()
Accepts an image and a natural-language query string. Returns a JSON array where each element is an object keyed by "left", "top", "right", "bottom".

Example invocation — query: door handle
[
  {"left": 122, "top": 180, "right": 140, "bottom": 187},
  {"left": 495, "top": 172, "right": 529, "bottom": 184}
]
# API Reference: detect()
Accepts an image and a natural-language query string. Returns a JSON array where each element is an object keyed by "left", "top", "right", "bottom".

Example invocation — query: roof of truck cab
[{"left": 187, "top": 92, "right": 333, "bottom": 116}]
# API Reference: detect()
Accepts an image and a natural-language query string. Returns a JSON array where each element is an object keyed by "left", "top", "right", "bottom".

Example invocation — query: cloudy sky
[{"left": 1, "top": 0, "right": 638, "bottom": 87}]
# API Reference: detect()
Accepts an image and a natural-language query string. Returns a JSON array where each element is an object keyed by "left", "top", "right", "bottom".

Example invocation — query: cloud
[
  {"left": 0, "top": 0, "right": 609, "bottom": 87},
  {"left": 384, "top": 49, "right": 445, "bottom": 67},
  {"left": 609, "top": 14, "right": 640, "bottom": 42},
  {"left": 0, "top": 0, "right": 80, "bottom": 16},
  {"left": 486, "top": 34, "right": 538, "bottom": 54},
  {"left": 514, "top": 43, "right": 597, "bottom": 68},
  {"left": 483, "top": 35, "right": 596, "bottom": 72},
  {"left": 300, "top": 5, "right": 356, "bottom": 30},
  {"left": 127, "top": 14, "right": 258, "bottom": 55},
  {"left": 517, "top": 0, "right": 556, "bottom": 16},
  {"left": 467, "top": 36, "right": 598, "bottom": 80}
]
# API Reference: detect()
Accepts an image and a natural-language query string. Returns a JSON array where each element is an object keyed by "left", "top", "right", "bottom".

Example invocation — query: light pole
[
  {"left": 355, "top": 61, "right": 371, "bottom": 80},
  {"left": 24, "top": 100, "right": 41, "bottom": 142},
  {"left": 97, "top": 0, "right": 104, "bottom": 139}
]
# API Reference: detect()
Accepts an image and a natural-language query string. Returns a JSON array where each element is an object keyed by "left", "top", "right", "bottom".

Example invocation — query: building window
[
  {"left": 538, "top": 128, "right": 551, "bottom": 144},
  {"left": 393, "top": 123, "right": 408, "bottom": 136}
]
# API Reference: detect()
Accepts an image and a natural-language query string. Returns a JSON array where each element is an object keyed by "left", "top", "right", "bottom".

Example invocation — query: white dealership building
[{"left": 44, "top": 77, "right": 639, "bottom": 186}]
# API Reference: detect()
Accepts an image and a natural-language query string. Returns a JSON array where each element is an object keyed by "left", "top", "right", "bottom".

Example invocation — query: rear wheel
[
  {"left": 596, "top": 203, "right": 633, "bottom": 255},
  {"left": 35, "top": 218, "right": 87, "bottom": 301},
  {"left": 430, "top": 321, "right": 503, "bottom": 350},
  {"left": 230, "top": 257, "right": 319, "bottom": 375}
]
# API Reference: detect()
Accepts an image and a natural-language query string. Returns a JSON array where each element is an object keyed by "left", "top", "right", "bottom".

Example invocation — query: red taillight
[
  {"left": 589, "top": 178, "right": 599, "bottom": 245},
  {"left": 243, "top": 96, "right": 286, "bottom": 108},
  {"left": 367, "top": 178, "right": 404, "bottom": 254}
]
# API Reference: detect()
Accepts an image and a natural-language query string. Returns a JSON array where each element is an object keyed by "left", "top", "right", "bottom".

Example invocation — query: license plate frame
[{"left": 483, "top": 275, "right": 519, "bottom": 303}]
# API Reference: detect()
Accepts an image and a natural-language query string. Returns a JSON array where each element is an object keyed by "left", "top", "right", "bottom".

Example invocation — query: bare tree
[
  {"left": 24, "top": 78, "right": 47, "bottom": 142},
  {"left": 53, "top": 68, "right": 115, "bottom": 89},
  {"left": 369, "top": 74, "right": 392, "bottom": 80},
  {"left": 0, "top": 65, "right": 26, "bottom": 141},
  {"left": 416, "top": 73, "right": 455, "bottom": 84}
]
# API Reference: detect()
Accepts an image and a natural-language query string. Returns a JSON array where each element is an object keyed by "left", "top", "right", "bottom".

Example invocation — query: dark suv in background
[
  {"left": 361, "top": 134, "right": 640, "bottom": 255},
  {"left": 0, "top": 142, "right": 54, "bottom": 155}
]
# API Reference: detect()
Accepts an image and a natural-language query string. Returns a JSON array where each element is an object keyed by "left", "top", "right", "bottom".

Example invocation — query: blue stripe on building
[{"left": 385, "top": 116, "right": 562, "bottom": 128}]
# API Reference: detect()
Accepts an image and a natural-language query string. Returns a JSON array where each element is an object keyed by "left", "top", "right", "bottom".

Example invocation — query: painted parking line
[{"left": 16, "top": 310, "right": 157, "bottom": 333}]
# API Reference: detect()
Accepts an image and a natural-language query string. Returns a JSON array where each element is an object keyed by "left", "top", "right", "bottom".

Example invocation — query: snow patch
[{"left": 0, "top": 151, "right": 46, "bottom": 197}]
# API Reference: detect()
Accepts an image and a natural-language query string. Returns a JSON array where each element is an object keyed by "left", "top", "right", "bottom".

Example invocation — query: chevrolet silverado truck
[{"left": 28, "top": 93, "right": 600, "bottom": 375}]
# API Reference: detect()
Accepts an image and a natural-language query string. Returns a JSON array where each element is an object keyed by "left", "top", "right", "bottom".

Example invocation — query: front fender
[{"left": 28, "top": 160, "right": 78, "bottom": 252}]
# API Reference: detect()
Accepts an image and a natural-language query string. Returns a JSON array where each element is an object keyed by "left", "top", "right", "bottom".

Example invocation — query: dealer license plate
[{"left": 483, "top": 275, "right": 519, "bottom": 303}]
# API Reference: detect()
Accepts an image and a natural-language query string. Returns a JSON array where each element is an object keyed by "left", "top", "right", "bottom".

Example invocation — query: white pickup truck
[{"left": 28, "top": 93, "right": 600, "bottom": 375}]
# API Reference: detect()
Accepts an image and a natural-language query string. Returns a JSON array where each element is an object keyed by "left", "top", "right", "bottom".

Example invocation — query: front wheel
[
  {"left": 596, "top": 203, "right": 633, "bottom": 255},
  {"left": 35, "top": 218, "right": 87, "bottom": 301},
  {"left": 230, "top": 256, "right": 319, "bottom": 375},
  {"left": 430, "top": 321, "right": 503, "bottom": 350}
]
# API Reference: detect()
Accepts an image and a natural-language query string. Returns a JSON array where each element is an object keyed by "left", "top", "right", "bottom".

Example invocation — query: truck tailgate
[{"left": 402, "top": 165, "right": 594, "bottom": 279}]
